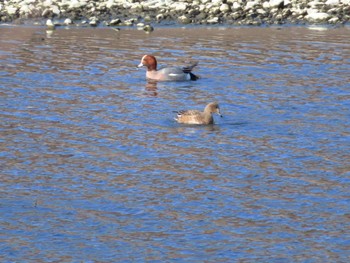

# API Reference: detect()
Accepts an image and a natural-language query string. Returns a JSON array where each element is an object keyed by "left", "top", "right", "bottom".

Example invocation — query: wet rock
[
  {"left": 137, "top": 22, "right": 145, "bottom": 27},
  {"left": 178, "top": 15, "right": 191, "bottom": 24},
  {"left": 144, "top": 15, "right": 152, "bottom": 22},
  {"left": 143, "top": 24, "right": 154, "bottom": 32},
  {"left": 110, "top": 18, "right": 121, "bottom": 25},
  {"left": 123, "top": 19, "right": 135, "bottom": 26},
  {"left": 89, "top": 17, "right": 98, "bottom": 26},
  {"left": 46, "top": 19, "right": 55, "bottom": 30},
  {"left": 64, "top": 18, "right": 73, "bottom": 25}
]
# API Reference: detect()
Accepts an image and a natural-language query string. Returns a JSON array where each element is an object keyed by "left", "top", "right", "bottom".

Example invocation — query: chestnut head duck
[
  {"left": 138, "top": 55, "right": 199, "bottom": 81},
  {"left": 175, "top": 102, "right": 222, "bottom": 125}
]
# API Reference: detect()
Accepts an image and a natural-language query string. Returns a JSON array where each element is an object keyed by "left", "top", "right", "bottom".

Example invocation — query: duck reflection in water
[{"left": 144, "top": 79, "right": 158, "bottom": 97}]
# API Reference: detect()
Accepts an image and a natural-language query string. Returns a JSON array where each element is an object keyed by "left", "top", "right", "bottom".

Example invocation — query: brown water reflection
[{"left": 1, "top": 25, "right": 350, "bottom": 262}]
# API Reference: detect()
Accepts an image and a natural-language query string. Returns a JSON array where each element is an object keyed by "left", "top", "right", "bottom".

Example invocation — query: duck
[
  {"left": 138, "top": 55, "right": 199, "bottom": 81},
  {"left": 175, "top": 102, "right": 222, "bottom": 125}
]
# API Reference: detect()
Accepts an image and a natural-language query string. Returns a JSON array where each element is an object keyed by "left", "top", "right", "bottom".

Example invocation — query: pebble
[{"left": 0, "top": 0, "right": 348, "bottom": 26}]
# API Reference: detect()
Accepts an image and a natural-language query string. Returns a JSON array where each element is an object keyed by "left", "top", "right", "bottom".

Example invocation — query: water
[{"left": 1, "top": 25, "right": 350, "bottom": 262}]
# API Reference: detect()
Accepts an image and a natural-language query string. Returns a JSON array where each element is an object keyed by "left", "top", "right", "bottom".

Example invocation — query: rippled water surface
[{"left": 1, "top": 25, "right": 350, "bottom": 262}]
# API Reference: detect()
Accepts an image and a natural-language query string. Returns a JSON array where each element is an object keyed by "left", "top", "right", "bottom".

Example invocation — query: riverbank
[{"left": 1, "top": 0, "right": 350, "bottom": 27}]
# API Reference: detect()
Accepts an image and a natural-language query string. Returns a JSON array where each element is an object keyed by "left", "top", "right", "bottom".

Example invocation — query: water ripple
[{"left": 1, "top": 25, "right": 350, "bottom": 262}]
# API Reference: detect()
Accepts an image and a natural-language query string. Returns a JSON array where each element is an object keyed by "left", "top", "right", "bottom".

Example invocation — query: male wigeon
[
  {"left": 138, "top": 55, "right": 199, "bottom": 81},
  {"left": 175, "top": 102, "right": 222, "bottom": 125}
]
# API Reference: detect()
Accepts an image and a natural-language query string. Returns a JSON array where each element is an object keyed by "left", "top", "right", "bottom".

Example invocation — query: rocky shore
[{"left": 1, "top": 0, "right": 350, "bottom": 27}]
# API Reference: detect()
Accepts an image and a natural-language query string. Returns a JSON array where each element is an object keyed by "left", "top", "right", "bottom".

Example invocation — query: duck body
[
  {"left": 175, "top": 102, "right": 222, "bottom": 125},
  {"left": 138, "top": 55, "right": 199, "bottom": 81}
]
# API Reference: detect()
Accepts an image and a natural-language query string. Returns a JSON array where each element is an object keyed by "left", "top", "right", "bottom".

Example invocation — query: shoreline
[{"left": 1, "top": 0, "right": 350, "bottom": 27}]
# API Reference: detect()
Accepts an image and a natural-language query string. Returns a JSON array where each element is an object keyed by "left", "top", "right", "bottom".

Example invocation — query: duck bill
[{"left": 137, "top": 62, "right": 144, "bottom": 68}]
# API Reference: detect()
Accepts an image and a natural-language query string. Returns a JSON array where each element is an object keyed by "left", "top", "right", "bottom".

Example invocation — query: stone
[
  {"left": 156, "top": 14, "right": 164, "bottom": 21},
  {"left": 209, "top": 6, "right": 220, "bottom": 15},
  {"left": 89, "top": 20, "right": 98, "bottom": 27},
  {"left": 212, "top": 0, "right": 223, "bottom": 5},
  {"left": 245, "top": 1, "right": 259, "bottom": 10},
  {"left": 178, "top": 15, "right": 191, "bottom": 24},
  {"left": 51, "top": 5, "right": 60, "bottom": 15},
  {"left": 46, "top": 19, "right": 55, "bottom": 30},
  {"left": 192, "top": 0, "right": 200, "bottom": 6},
  {"left": 144, "top": 15, "right": 152, "bottom": 22},
  {"left": 171, "top": 2, "right": 187, "bottom": 11},
  {"left": 220, "top": 4, "right": 231, "bottom": 13},
  {"left": 64, "top": 18, "right": 73, "bottom": 25},
  {"left": 130, "top": 3, "right": 143, "bottom": 11},
  {"left": 143, "top": 24, "right": 154, "bottom": 33},
  {"left": 328, "top": 17, "right": 339, "bottom": 23},
  {"left": 307, "top": 1, "right": 323, "bottom": 8},
  {"left": 232, "top": 2, "right": 241, "bottom": 11},
  {"left": 269, "top": 0, "right": 284, "bottom": 8},
  {"left": 43, "top": 0, "right": 53, "bottom": 7},
  {"left": 284, "top": 0, "right": 291, "bottom": 6},
  {"left": 69, "top": 0, "right": 88, "bottom": 9},
  {"left": 19, "top": 4, "right": 32, "bottom": 15},
  {"left": 6, "top": 6, "right": 18, "bottom": 15},
  {"left": 231, "top": 12, "right": 242, "bottom": 20},
  {"left": 123, "top": 19, "right": 134, "bottom": 26},
  {"left": 105, "top": 0, "right": 116, "bottom": 9},
  {"left": 199, "top": 4, "right": 206, "bottom": 11},
  {"left": 262, "top": 2, "right": 270, "bottom": 9},
  {"left": 306, "top": 10, "right": 331, "bottom": 21},
  {"left": 256, "top": 8, "right": 267, "bottom": 15},
  {"left": 110, "top": 18, "right": 121, "bottom": 25},
  {"left": 89, "top": 17, "right": 98, "bottom": 26},
  {"left": 41, "top": 8, "right": 51, "bottom": 17},
  {"left": 325, "top": 0, "right": 340, "bottom": 5},
  {"left": 207, "top": 16, "right": 219, "bottom": 23}
]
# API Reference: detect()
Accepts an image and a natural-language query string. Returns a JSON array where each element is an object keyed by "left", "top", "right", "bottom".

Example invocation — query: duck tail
[{"left": 189, "top": 72, "right": 199, "bottom": 81}]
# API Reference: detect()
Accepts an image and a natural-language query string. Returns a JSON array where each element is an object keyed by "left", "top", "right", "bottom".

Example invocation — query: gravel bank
[{"left": 1, "top": 0, "right": 350, "bottom": 26}]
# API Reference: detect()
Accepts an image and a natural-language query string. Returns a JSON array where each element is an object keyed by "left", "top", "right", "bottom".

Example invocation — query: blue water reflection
[{"left": 1, "top": 25, "right": 350, "bottom": 262}]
